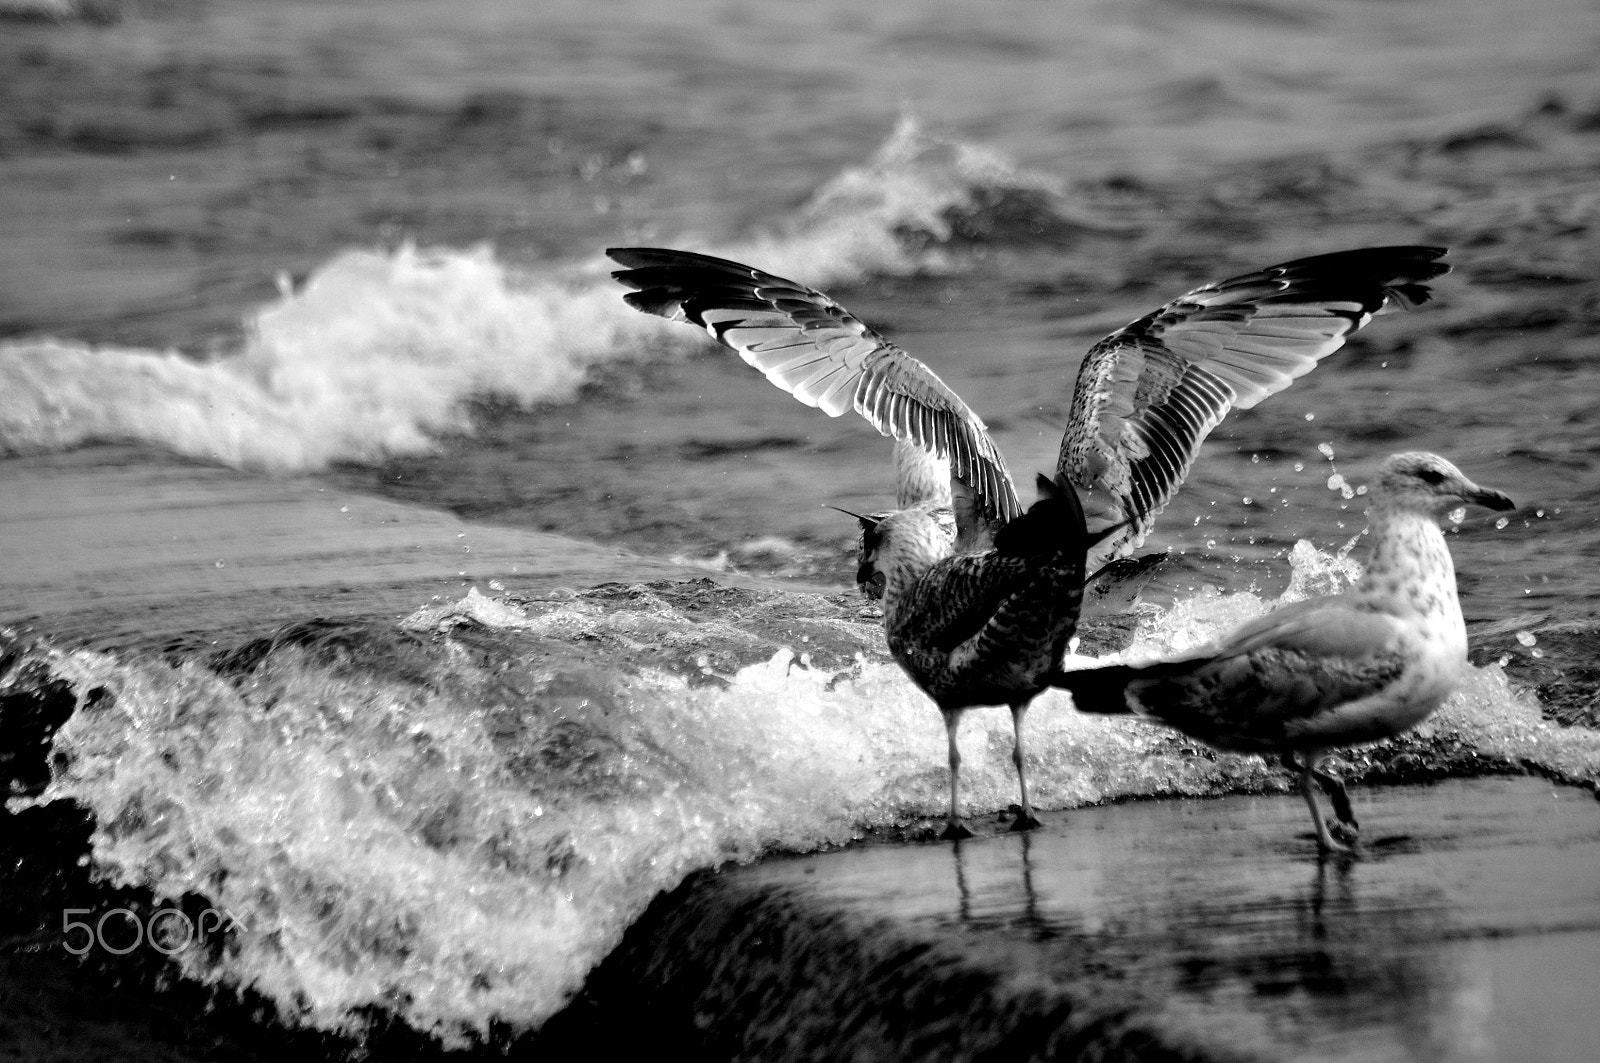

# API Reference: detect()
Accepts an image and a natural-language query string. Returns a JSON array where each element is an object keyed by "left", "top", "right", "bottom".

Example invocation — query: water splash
[{"left": 13, "top": 541, "right": 1596, "bottom": 1041}]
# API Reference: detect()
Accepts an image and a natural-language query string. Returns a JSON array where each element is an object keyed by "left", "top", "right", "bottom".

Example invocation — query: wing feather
[
  {"left": 609, "top": 247, "right": 1021, "bottom": 524},
  {"left": 1060, "top": 246, "right": 1449, "bottom": 557}
]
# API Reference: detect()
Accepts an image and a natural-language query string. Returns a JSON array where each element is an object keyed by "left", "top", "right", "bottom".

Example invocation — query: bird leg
[
  {"left": 1008, "top": 702, "right": 1043, "bottom": 832},
  {"left": 1293, "top": 750, "right": 1352, "bottom": 853},
  {"left": 1281, "top": 751, "right": 1359, "bottom": 834},
  {"left": 940, "top": 710, "right": 974, "bottom": 841}
]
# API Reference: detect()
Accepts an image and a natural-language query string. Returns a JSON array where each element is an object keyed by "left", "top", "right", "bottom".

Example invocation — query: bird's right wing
[
  {"left": 1060, "top": 246, "right": 1450, "bottom": 555},
  {"left": 608, "top": 247, "right": 1021, "bottom": 526}
]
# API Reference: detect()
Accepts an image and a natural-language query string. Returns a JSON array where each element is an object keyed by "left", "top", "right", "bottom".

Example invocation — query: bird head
[
  {"left": 1370, "top": 452, "right": 1515, "bottom": 517},
  {"left": 830, "top": 502, "right": 949, "bottom": 601},
  {"left": 826, "top": 505, "right": 890, "bottom": 598}
]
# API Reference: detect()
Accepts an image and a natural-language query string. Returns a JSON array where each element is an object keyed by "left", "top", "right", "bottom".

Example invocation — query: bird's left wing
[
  {"left": 1125, "top": 599, "right": 1412, "bottom": 745},
  {"left": 609, "top": 247, "right": 1021, "bottom": 526},
  {"left": 1060, "top": 246, "right": 1450, "bottom": 555}
]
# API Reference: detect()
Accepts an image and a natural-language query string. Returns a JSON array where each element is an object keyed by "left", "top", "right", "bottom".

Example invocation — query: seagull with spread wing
[
  {"left": 859, "top": 473, "right": 1116, "bottom": 837},
  {"left": 607, "top": 245, "right": 1449, "bottom": 838},
  {"left": 606, "top": 245, "right": 1450, "bottom": 599},
  {"left": 1053, "top": 452, "right": 1514, "bottom": 852}
]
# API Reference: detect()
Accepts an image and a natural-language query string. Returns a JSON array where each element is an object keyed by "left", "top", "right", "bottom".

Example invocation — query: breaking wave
[
  {"left": 0, "top": 118, "right": 1068, "bottom": 473},
  {"left": 8, "top": 543, "right": 1596, "bottom": 1043}
]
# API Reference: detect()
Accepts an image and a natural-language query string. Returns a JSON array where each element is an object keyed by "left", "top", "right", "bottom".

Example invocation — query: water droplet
[
  {"left": 1293, "top": 462, "right": 1305, "bottom": 472},
  {"left": 1242, "top": 496, "right": 1253, "bottom": 506},
  {"left": 1250, "top": 454, "right": 1260, "bottom": 464},
  {"left": 1205, "top": 539, "right": 1217, "bottom": 550},
  {"left": 1446, "top": 506, "right": 1466, "bottom": 524},
  {"left": 339, "top": 506, "right": 349, "bottom": 513},
  {"left": 1531, "top": 648, "right": 1544, "bottom": 658},
  {"left": 214, "top": 559, "right": 226, "bottom": 568},
  {"left": 1304, "top": 412, "right": 1316, "bottom": 421},
  {"left": 1495, "top": 516, "right": 1510, "bottom": 530},
  {"left": 1317, "top": 443, "right": 1335, "bottom": 459},
  {"left": 1535, "top": 508, "right": 1546, "bottom": 518},
  {"left": 1516, "top": 630, "right": 1537, "bottom": 647}
]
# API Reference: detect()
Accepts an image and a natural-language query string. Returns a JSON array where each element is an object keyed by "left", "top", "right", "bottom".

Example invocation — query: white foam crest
[
  {"left": 17, "top": 628, "right": 1024, "bottom": 1040},
  {"left": 707, "top": 113, "right": 1066, "bottom": 288},
  {"left": 0, "top": 245, "right": 700, "bottom": 470}
]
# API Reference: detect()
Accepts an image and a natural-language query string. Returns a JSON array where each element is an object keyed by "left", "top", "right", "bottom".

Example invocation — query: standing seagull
[
  {"left": 864, "top": 475, "right": 1115, "bottom": 837},
  {"left": 606, "top": 245, "right": 1450, "bottom": 592},
  {"left": 1052, "top": 452, "right": 1514, "bottom": 852}
]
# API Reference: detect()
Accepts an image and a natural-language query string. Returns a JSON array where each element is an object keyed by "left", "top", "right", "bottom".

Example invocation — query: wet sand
[
  {"left": 575, "top": 777, "right": 1600, "bottom": 1062},
  {"left": 0, "top": 446, "right": 726, "bottom": 650}
]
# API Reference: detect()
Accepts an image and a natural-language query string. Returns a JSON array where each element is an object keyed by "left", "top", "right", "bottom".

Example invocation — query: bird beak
[
  {"left": 824, "top": 504, "right": 881, "bottom": 530},
  {"left": 1466, "top": 485, "right": 1516, "bottom": 512}
]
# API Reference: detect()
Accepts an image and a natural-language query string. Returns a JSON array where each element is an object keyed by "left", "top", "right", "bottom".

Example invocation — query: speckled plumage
[
  {"left": 607, "top": 245, "right": 1450, "bottom": 592},
  {"left": 865, "top": 476, "right": 1114, "bottom": 837},
  {"left": 1054, "top": 452, "right": 1516, "bottom": 852}
]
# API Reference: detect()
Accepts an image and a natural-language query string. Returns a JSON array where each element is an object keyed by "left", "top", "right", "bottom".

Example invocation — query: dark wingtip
[
  {"left": 619, "top": 289, "right": 679, "bottom": 318},
  {"left": 1381, "top": 246, "right": 1451, "bottom": 308},
  {"left": 1263, "top": 245, "right": 1452, "bottom": 312},
  {"left": 606, "top": 246, "right": 671, "bottom": 269}
]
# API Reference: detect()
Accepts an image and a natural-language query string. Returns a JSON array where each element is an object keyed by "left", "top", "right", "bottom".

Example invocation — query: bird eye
[{"left": 1417, "top": 468, "right": 1446, "bottom": 485}]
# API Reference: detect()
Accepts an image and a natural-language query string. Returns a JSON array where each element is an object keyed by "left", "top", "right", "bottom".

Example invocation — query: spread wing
[
  {"left": 608, "top": 247, "right": 1021, "bottom": 526},
  {"left": 1059, "top": 246, "right": 1450, "bottom": 556}
]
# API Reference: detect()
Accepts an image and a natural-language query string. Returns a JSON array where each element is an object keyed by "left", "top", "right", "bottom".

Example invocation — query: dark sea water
[{"left": 2, "top": 0, "right": 1599, "bottom": 1051}]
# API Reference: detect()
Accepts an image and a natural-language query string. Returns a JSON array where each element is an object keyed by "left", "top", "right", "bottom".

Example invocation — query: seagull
[
  {"left": 1051, "top": 452, "right": 1515, "bottom": 852},
  {"left": 606, "top": 245, "right": 1451, "bottom": 599},
  {"left": 848, "top": 474, "right": 1115, "bottom": 838}
]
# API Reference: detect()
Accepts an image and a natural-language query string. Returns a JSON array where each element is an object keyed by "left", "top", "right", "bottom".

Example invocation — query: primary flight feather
[{"left": 608, "top": 245, "right": 1449, "bottom": 585}]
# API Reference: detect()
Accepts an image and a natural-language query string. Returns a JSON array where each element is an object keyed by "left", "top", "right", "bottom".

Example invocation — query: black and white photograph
[{"left": 2, "top": 1, "right": 1598, "bottom": 1059}]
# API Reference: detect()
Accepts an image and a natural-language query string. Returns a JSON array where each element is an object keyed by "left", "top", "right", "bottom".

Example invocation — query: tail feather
[
  {"left": 1048, "top": 662, "right": 1141, "bottom": 715},
  {"left": 993, "top": 473, "right": 1122, "bottom": 559}
]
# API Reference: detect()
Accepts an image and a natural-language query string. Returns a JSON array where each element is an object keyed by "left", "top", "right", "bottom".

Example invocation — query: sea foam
[{"left": 0, "top": 118, "right": 1063, "bottom": 473}]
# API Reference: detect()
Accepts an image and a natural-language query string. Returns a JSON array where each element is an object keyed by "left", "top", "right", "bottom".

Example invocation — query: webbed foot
[
  {"left": 940, "top": 820, "right": 975, "bottom": 841},
  {"left": 1007, "top": 808, "right": 1043, "bottom": 832}
]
